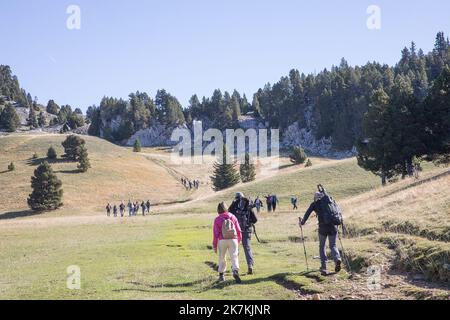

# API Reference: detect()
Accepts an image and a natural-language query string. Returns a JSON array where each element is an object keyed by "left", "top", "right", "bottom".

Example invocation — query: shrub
[
  {"left": 47, "top": 146, "right": 57, "bottom": 160},
  {"left": 290, "top": 146, "right": 307, "bottom": 164}
]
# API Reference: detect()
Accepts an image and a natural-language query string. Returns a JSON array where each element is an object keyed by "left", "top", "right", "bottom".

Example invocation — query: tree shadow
[
  {"left": 0, "top": 170, "right": 10, "bottom": 174},
  {"left": 0, "top": 209, "right": 44, "bottom": 220},
  {"left": 55, "top": 169, "right": 81, "bottom": 174},
  {"left": 26, "top": 157, "right": 72, "bottom": 166}
]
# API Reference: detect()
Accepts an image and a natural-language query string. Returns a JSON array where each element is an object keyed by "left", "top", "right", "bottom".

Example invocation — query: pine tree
[
  {"left": 133, "top": 139, "right": 142, "bottom": 152},
  {"left": 290, "top": 146, "right": 307, "bottom": 164},
  {"left": 357, "top": 89, "right": 399, "bottom": 185},
  {"left": 62, "top": 135, "right": 86, "bottom": 161},
  {"left": 77, "top": 145, "right": 91, "bottom": 172},
  {"left": 27, "top": 161, "right": 63, "bottom": 211},
  {"left": 38, "top": 111, "right": 47, "bottom": 127},
  {"left": 0, "top": 104, "right": 21, "bottom": 132},
  {"left": 211, "top": 145, "right": 240, "bottom": 191},
  {"left": 46, "top": 100, "right": 60, "bottom": 115},
  {"left": 47, "top": 146, "right": 57, "bottom": 160},
  {"left": 8, "top": 162, "right": 15, "bottom": 171},
  {"left": 239, "top": 153, "right": 256, "bottom": 183},
  {"left": 28, "top": 106, "right": 38, "bottom": 128},
  {"left": 422, "top": 66, "right": 450, "bottom": 164}
]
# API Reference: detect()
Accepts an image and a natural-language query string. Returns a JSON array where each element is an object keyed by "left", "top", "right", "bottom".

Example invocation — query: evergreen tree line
[
  {"left": 87, "top": 90, "right": 185, "bottom": 142},
  {"left": 250, "top": 32, "right": 450, "bottom": 150}
]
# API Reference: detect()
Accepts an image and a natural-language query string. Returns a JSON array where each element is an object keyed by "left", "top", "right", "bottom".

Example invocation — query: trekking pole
[
  {"left": 253, "top": 225, "right": 261, "bottom": 243},
  {"left": 299, "top": 219, "right": 309, "bottom": 271},
  {"left": 337, "top": 224, "right": 352, "bottom": 274}
]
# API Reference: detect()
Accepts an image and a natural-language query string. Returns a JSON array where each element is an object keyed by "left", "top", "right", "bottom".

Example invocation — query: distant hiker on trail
[
  {"left": 189, "top": 181, "right": 193, "bottom": 190},
  {"left": 119, "top": 202, "right": 125, "bottom": 217},
  {"left": 254, "top": 197, "right": 263, "bottom": 213},
  {"left": 272, "top": 194, "right": 279, "bottom": 212},
  {"left": 128, "top": 200, "right": 132, "bottom": 216},
  {"left": 291, "top": 196, "right": 298, "bottom": 210},
  {"left": 141, "top": 201, "right": 146, "bottom": 216},
  {"left": 212, "top": 202, "right": 242, "bottom": 283},
  {"left": 134, "top": 202, "right": 139, "bottom": 216},
  {"left": 113, "top": 205, "right": 118, "bottom": 217},
  {"left": 106, "top": 203, "right": 112, "bottom": 217},
  {"left": 229, "top": 192, "right": 258, "bottom": 275},
  {"left": 265, "top": 195, "right": 272, "bottom": 212},
  {"left": 146, "top": 200, "right": 151, "bottom": 213},
  {"left": 299, "top": 191, "right": 342, "bottom": 276}
]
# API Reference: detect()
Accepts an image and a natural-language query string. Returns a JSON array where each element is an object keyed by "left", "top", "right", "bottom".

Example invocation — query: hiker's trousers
[
  {"left": 318, "top": 232, "right": 341, "bottom": 269},
  {"left": 218, "top": 239, "right": 239, "bottom": 273},
  {"left": 242, "top": 232, "right": 254, "bottom": 267}
]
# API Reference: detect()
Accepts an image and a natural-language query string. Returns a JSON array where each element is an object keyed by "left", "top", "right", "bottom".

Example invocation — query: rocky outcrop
[{"left": 125, "top": 122, "right": 188, "bottom": 147}]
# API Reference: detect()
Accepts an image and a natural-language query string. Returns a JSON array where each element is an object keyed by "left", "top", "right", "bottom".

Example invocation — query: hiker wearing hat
[
  {"left": 299, "top": 191, "right": 342, "bottom": 276},
  {"left": 229, "top": 192, "right": 258, "bottom": 275},
  {"left": 212, "top": 202, "right": 242, "bottom": 283}
]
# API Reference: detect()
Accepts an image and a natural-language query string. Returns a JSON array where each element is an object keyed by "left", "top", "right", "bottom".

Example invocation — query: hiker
[
  {"left": 119, "top": 202, "right": 125, "bottom": 217},
  {"left": 141, "top": 201, "right": 146, "bottom": 216},
  {"left": 189, "top": 181, "right": 193, "bottom": 190},
  {"left": 272, "top": 194, "right": 279, "bottom": 212},
  {"left": 128, "top": 200, "right": 133, "bottom": 216},
  {"left": 229, "top": 192, "right": 258, "bottom": 275},
  {"left": 299, "top": 191, "right": 342, "bottom": 276},
  {"left": 106, "top": 203, "right": 112, "bottom": 217},
  {"left": 113, "top": 205, "right": 118, "bottom": 217},
  {"left": 254, "top": 197, "right": 263, "bottom": 213},
  {"left": 291, "top": 196, "right": 298, "bottom": 210},
  {"left": 213, "top": 202, "right": 242, "bottom": 283},
  {"left": 265, "top": 195, "right": 272, "bottom": 212},
  {"left": 146, "top": 200, "right": 151, "bottom": 213},
  {"left": 134, "top": 202, "right": 139, "bottom": 216}
]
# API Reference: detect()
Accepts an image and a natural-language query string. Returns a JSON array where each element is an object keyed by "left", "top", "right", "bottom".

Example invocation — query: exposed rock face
[
  {"left": 125, "top": 122, "right": 188, "bottom": 147},
  {"left": 281, "top": 106, "right": 357, "bottom": 159}
]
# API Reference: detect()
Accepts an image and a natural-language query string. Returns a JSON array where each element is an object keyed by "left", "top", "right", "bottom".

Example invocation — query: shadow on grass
[
  {"left": 26, "top": 157, "right": 73, "bottom": 166},
  {"left": 113, "top": 271, "right": 325, "bottom": 295},
  {"left": 55, "top": 169, "right": 81, "bottom": 174},
  {"left": 0, "top": 209, "right": 43, "bottom": 220},
  {"left": 0, "top": 170, "right": 11, "bottom": 174}
]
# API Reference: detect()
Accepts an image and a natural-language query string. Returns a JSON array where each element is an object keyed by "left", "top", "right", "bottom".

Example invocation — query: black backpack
[{"left": 317, "top": 185, "right": 343, "bottom": 226}]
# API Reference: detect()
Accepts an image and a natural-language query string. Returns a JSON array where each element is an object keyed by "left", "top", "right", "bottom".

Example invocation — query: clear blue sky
[{"left": 1, "top": 0, "right": 449, "bottom": 111}]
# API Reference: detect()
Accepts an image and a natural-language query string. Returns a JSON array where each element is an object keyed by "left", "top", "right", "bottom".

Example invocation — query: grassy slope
[
  {"left": 0, "top": 133, "right": 189, "bottom": 216},
  {"left": 0, "top": 133, "right": 448, "bottom": 299}
]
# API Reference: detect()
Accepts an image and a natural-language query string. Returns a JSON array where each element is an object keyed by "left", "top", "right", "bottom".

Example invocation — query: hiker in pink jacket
[{"left": 212, "top": 202, "right": 242, "bottom": 283}]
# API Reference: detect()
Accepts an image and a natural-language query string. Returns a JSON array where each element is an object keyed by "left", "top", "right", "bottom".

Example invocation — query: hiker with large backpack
[
  {"left": 299, "top": 185, "right": 342, "bottom": 276},
  {"left": 212, "top": 202, "right": 243, "bottom": 283},
  {"left": 229, "top": 192, "right": 258, "bottom": 275}
]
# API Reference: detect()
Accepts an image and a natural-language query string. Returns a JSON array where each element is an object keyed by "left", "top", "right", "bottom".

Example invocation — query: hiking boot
[
  {"left": 218, "top": 273, "right": 225, "bottom": 282},
  {"left": 335, "top": 260, "right": 342, "bottom": 273},
  {"left": 233, "top": 270, "right": 242, "bottom": 284},
  {"left": 320, "top": 268, "right": 328, "bottom": 276},
  {"left": 248, "top": 267, "right": 254, "bottom": 275}
]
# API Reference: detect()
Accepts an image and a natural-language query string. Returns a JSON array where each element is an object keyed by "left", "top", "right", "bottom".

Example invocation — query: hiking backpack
[
  {"left": 222, "top": 218, "right": 237, "bottom": 240},
  {"left": 317, "top": 185, "right": 343, "bottom": 226}
]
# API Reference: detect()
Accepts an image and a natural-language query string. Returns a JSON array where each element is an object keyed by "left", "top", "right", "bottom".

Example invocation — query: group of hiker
[
  {"left": 244, "top": 194, "right": 299, "bottom": 214},
  {"left": 181, "top": 178, "right": 200, "bottom": 190},
  {"left": 212, "top": 185, "right": 344, "bottom": 283},
  {"left": 106, "top": 200, "right": 151, "bottom": 217}
]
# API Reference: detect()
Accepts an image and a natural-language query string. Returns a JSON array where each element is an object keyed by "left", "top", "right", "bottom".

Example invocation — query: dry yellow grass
[{"left": 0, "top": 133, "right": 188, "bottom": 217}]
